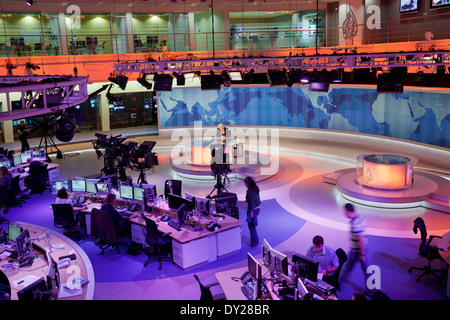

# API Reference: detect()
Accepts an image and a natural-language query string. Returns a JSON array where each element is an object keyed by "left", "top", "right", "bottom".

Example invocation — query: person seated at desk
[
  {"left": 55, "top": 188, "right": 87, "bottom": 213},
  {"left": 306, "top": 235, "right": 339, "bottom": 284},
  {"left": 101, "top": 193, "right": 138, "bottom": 238},
  {"left": 0, "top": 166, "right": 12, "bottom": 210}
]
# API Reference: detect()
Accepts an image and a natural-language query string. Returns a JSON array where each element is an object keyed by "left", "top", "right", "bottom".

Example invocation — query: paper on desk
[
  {"left": 317, "top": 272, "right": 323, "bottom": 280},
  {"left": 13, "top": 275, "right": 40, "bottom": 288},
  {"left": 59, "top": 284, "right": 83, "bottom": 298}
]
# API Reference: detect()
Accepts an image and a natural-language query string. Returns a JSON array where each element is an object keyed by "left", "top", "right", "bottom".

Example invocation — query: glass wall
[
  {"left": 132, "top": 13, "right": 170, "bottom": 53},
  {"left": 0, "top": 12, "right": 60, "bottom": 57}
]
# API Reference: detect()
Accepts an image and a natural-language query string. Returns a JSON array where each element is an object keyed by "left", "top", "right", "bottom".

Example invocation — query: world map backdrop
[{"left": 158, "top": 86, "right": 450, "bottom": 149}]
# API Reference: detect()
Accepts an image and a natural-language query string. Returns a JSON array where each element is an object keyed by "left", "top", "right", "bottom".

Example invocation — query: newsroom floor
[{"left": 2, "top": 128, "right": 450, "bottom": 301}]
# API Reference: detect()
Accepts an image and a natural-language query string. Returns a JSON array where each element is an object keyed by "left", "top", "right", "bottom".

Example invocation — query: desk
[
  {"left": 215, "top": 263, "right": 337, "bottom": 301},
  {"left": 0, "top": 222, "right": 95, "bottom": 300},
  {"left": 437, "top": 232, "right": 450, "bottom": 298},
  {"left": 10, "top": 162, "right": 60, "bottom": 184},
  {"left": 82, "top": 200, "right": 242, "bottom": 270}
]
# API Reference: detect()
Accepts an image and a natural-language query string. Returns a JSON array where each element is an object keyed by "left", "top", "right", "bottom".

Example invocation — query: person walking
[{"left": 244, "top": 176, "right": 261, "bottom": 247}]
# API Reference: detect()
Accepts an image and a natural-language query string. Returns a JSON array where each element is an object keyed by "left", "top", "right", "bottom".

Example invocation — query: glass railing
[{"left": 1, "top": 12, "right": 449, "bottom": 58}]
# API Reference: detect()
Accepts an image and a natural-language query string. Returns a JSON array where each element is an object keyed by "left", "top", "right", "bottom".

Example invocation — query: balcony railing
[{"left": 0, "top": 12, "right": 449, "bottom": 58}]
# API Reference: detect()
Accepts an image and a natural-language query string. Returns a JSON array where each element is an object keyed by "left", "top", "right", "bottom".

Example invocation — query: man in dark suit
[{"left": 101, "top": 193, "right": 137, "bottom": 237}]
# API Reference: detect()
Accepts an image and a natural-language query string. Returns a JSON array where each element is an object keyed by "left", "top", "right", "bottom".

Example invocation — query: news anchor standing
[
  {"left": 217, "top": 123, "right": 228, "bottom": 142},
  {"left": 244, "top": 176, "right": 261, "bottom": 247}
]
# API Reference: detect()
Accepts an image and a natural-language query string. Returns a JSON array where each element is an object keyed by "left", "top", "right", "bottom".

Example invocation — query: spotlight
[
  {"left": 153, "top": 73, "right": 173, "bottom": 91},
  {"left": 27, "top": 0, "right": 33, "bottom": 6},
  {"left": 221, "top": 71, "right": 231, "bottom": 87},
  {"left": 243, "top": 69, "right": 254, "bottom": 84},
  {"left": 267, "top": 69, "right": 288, "bottom": 87},
  {"left": 117, "top": 74, "right": 128, "bottom": 90},
  {"left": 174, "top": 73, "right": 185, "bottom": 86},
  {"left": 137, "top": 73, "right": 153, "bottom": 90},
  {"left": 228, "top": 71, "right": 242, "bottom": 81},
  {"left": 309, "top": 81, "right": 329, "bottom": 92},
  {"left": 377, "top": 73, "right": 404, "bottom": 94},
  {"left": 201, "top": 74, "right": 221, "bottom": 90}
]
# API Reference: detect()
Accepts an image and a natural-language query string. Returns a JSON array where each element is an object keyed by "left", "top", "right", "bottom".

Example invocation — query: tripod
[
  {"left": 38, "top": 120, "right": 63, "bottom": 161},
  {"left": 207, "top": 165, "right": 229, "bottom": 198}
]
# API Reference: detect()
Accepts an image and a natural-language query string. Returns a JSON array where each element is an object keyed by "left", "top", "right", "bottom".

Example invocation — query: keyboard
[
  {"left": 121, "top": 211, "right": 133, "bottom": 218},
  {"left": 168, "top": 220, "right": 181, "bottom": 231},
  {"left": 241, "top": 284, "right": 254, "bottom": 300}
]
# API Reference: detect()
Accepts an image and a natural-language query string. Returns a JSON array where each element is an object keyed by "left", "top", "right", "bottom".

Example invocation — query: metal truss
[
  {"left": 0, "top": 75, "right": 89, "bottom": 122},
  {"left": 114, "top": 50, "right": 450, "bottom": 74}
]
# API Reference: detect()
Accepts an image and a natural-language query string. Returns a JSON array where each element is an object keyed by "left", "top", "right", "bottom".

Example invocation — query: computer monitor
[
  {"left": 214, "top": 193, "right": 238, "bottom": 214},
  {"left": 0, "top": 160, "right": 10, "bottom": 168},
  {"left": 141, "top": 184, "right": 157, "bottom": 200},
  {"left": 247, "top": 252, "right": 263, "bottom": 300},
  {"left": 52, "top": 180, "right": 70, "bottom": 194},
  {"left": 100, "top": 173, "right": 118, "bottom": 187},
  {"left": 185, "top": 192, "right": 195, "bottom": 201},
  {"left": 271, "top": 247, "right": 289, "bottom": 278},
  {"left": 119, "top": 184, "right": 134, "bottom": 200},
  {"left": 8, "top": 223, "right": 23, "bottom": 243},
  {"left": 297, "top": 278, "right": 310, "bottom": 300},
  {"left": 13, "top": 154, "right": 22, "bottom": 166},
  {"left": 133, "top": 186, "right": 145, "bottom": 202},
  {"left": 85, "top": 180, "right": 97, "bottom": 194},
  {"left": 248, "top": 252, "right": 260, "bottom": 280},
  {"left": 70, "top": 179, "right": 86, "bottom": 193},
  {"left": 95, "top": 182, "right": 111, "bottom": 195},
  {"left": 262, "top": 238, "right": 273, "bottom": 267},
  {"left": 32, "top": 149, "right": 46, "bottom": 160},
  {"left": 176, "top": 203, "right": 188, "bottom": 229},
  {"left": 46, "top": 260, "right": 59, "bottom": 299},
  {"left": 20, "top": 151, "right": 32, "bottom": 164},
  {"left": 168, "top": 193, "right": 195, "bottom": 212},
  {"left": 292, "top": 253, "right": 319, "bottom": 282},
  {"left": 17, "top": 277, "right": 50, "bottom": 300},
  {"left": 195, "top": 197, "right": 210, "bottom": 216},
  {"left": 16, "top": 228, "right": 31, "bottom": 258}
]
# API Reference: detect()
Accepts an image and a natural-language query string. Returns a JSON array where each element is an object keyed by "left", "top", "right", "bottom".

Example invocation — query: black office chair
[
  {"left": 28, "top": 163, "right": 49, "bottom": 195},
  {"left": 52, "top": 204, "right": 81, "bottom": 241},
  {"left": 143, "top": 216, "right": 172, "bottom": 269},
  {"left": 371, "top": 290, "right": 391, "bottom": 300},
  {"left": 408, "top": 217, "right": 446, "bottom": 283},
  {"left": 90, "top": 208, "right": 128, "bottom": 255},
  {"left": 164, "top": 179, "right": 182, "bottom": 199},
  {"left": 328, "top": 248, "right": 348, "bottom": 293},
  {"left": 193, "top": 274, "right": 223, "bottom": 300},
  {"left": 8, "top": 175, "right": 25, "bottom": 208}
]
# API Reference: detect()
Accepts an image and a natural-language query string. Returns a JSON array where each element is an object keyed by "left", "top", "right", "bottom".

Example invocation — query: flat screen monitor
[
  {"left": 214, "top": 194, "right": 237, "bottom": 214},
  {"left": 247, "top": 252, "right": 260, "bottom": 280},
  {"left": 297, "top": 278, "right": 310, "bottom": 300},
  {"left": 16, "top": 228, "right": 31, "bottom": 258},
  {"left": 141, "top": 184, "right": 157, "bottom": 200},
  {"left": 133, "top": 186, "right": 145, "bottom": 202},
  {"left": 8, "top": 223, "right": 23, "bottom": 243},
  {"left": 17, "top": 277, "right": 50, "bottom": 301},
  {"left": 399, "top": 0, "right": 418, "bottom": 13},
  {"left": 271, "top": 247, "right": 289, "bottom": 277},
  {"left": 85, "top": 180, "right": 97, "bottom": 194},
  {"left": 0, "top": 160, "right": 10, "bottom": 168},
  {"left": 52, "top": 180, "right": 70, "bottom": 194},
  {"left": 95, "top": 182, "right": 110, "bottom": 195},
  {"left": 21, "top": 151, "right": 32, "bottom": 164},
  {"left": 292, "top": 253, "right": 319, "bottom": 282},
  {"left": 195, "top": 197, "right": 210, "bottom": 216},
  {"left": 431, "top": 0, "right": 450, "bottom": 9},
  {"left": 13, "top": 154, "right": 22, "bottom": 166},
  {"left": 262, "top": 238, "right": 273, "bottom": 267},
  {"left": 176, "top": 203, "right": 188, "bottom": 229},
  {"left": 120, "top": 184, "right": 134, "bottom": 200},
  {"left": 185, "top": 192, "right": 195, "bottom": 201},
  {"left": 70, "top": 179, "right": 86, "bottom": 193},
  {"left": 32, "top": 149, "right": 46, "bottom": 160},
  {"left": 247, "top": 252, "right": 263, "bottom": 300},
  {"left": 168, "top": 193, "right": 194, "bottom": 212},
  {"left": 46, "top": 260, "right": 59, "bottom": 298}
]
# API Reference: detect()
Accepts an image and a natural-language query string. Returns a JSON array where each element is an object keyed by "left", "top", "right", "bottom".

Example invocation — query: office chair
[
  {"left": 90, "top": 208, "right": 128, "bottom": 255},
  {"left": 328, "top": 248, "right": 347, "bottom": 293},
  {"left": 8, "top": 175, "right": 25, "bottom": 208},
  {"left": 408, "top": 217, "right": 446, "bottom": 283},
  {"left": 143, "top": 216, "right": 172, "bottom": 269},
  {"left": 193, "top": 274, "right": 223, "bottom": 300},
  {"left": 52, "top": 204, "right": 81, "bottom": 241},
  {"left": 371, "top": 290, "right": 391, "bottom": 300},
  {"left": 164, "top": 179, "right": 182, "bottom": 199},
  {"left": 28, "top": 163, "right": 49, "bottom": 194}
]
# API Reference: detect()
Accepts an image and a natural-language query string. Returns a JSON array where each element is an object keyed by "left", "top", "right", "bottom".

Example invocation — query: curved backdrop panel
[{"left": 158, "top": 86, "right": 450, "bottom": 148}]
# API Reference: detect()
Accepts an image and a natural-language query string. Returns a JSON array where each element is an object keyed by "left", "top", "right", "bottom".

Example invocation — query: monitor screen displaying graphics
[
  {"left": 292, "top": 253, "right": 319, "bottom": 282},
  {"left": 262, "top": 239, "right": 273, "bottom": 267},
  {"left": 0, "top": 160, "right": 10, "bottom": 168},
  {"left": 13, "top": 154, "right": 22, "bottom": 166},
  {"left": 70, "top": 179, "right": 86, "bottom": 193},
  {"left": 17, "top": 277, "right": 50, "bottom": 301},
  {"left": 271, "top": 247, "right": 289, "bottom": 278},
  {"left": 52, "top": 180, "right": 69, "bottom": 194},
  {"left": 16, "top": 228, "right": 31, "bottom": 258},
  {"left": 8, "top": 223, "right": 23, "bottom": 243},
  {"left": 21, "top": 151, "right": 32, "bottom": 164},
  {"left": 119, "top": 184, "right": 134, "bottom": 200},
  {"left": 133, "top": 186, "right": 145, "bottom": 202},
  {"left": 85, "top": 180, "right": 97, "bottom": 194},
  {"left": 32, "top": 149, "right": 46, "bottom": 160},
  {"left": 168, "top": 193, "right": 195, "bottom": 212},
  {"left": 95, "top": 183, "right": 110, "bottom": 195},
  {"left": 195, "top": 197, "right": 210, "bottom": 216}
]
